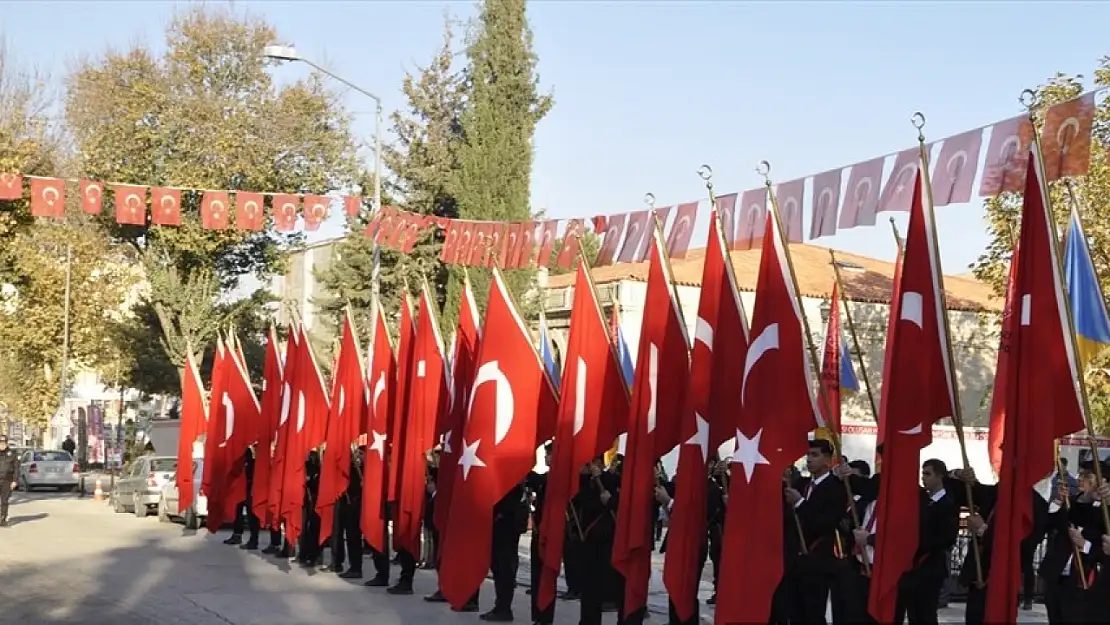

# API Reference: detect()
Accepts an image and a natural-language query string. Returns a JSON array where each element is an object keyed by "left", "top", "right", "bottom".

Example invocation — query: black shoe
[
  {"left": 456, "top": 601, "right": 479, "bottom": 613},
  {"left": 707, "top": 593, "right": 716, "bottom": 606},
  {"left": 260, "top": 544, "right": 278, "bottom": 554},
  {"left": 328, "top": 564, "right": 343, "bottom": 573},
  {"left": 479, "top": 609, "right": 513, "bottom": 622},
  {"left": 559, "top": 590, "right": 579, "bottom": 601},
  {"left": 386, "top": 583, "right": 414, "bottom": 595},
  {"left": 240, "top": 541, "right": 258, "bottom": 550},
  {"left": 1021, "top": 598, "right": 1033, "bottom": 611},
  {"left": 600, "top": 602, "right": 618, "bottom": 613},
  {"left": 0, "top": 519, "right": 7, "bottom": 528},
  {"left": 524, "top": 588, "right": 532, "bottom": 595},
  {"left": 364, "top": 576, "right": 390, "bottom": 588},
  {"left": 339, "top": 569, "right": 362, "bottom": 579},
  {"left": 223, "top": 535, "right": 242, "bottom": 545},
  {"left": 424, "top": 590, "right": 447, "bottom": 603}
]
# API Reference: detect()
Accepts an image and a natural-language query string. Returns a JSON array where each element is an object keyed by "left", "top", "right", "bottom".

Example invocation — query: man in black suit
[
  {"left": 577, "top": 458, "right": 621, "bottom": 625},
  {"left": 784, "top": 439, "right": 849, "bottom": 625},
  {"left": 893, "top": 458, "right": 960, "bottom": 625},
  {"left": 525, "top": 444, "right": 553, "bottom": 625}
]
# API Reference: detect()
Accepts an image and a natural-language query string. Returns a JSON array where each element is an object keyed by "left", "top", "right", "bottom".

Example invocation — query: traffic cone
[{"left": 94, "top": 478, "right": 104, "bottom": 501}]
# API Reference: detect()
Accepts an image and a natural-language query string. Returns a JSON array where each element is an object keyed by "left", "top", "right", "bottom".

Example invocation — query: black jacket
[{"left": 0, "top": 448, "right": 16, "bottom": 482}]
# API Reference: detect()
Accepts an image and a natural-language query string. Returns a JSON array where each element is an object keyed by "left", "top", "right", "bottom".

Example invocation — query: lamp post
[{"left": 262, "top": 45, "right": 383, "bottom": 218}]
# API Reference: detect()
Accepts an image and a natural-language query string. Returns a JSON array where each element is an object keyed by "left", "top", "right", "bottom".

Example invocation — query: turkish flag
[
  {"left": 201, "top": 191, "right": 231, "bottom": 230},
  {"left": 716, "top": 209, "right": 821, "bottom": 625},
  {"left": 388, "top": 295, "right": 417, "bottom": 503},
  {"left": 235, "top": 192, "right": 265, "bottom": 231},
  {"left": 279, "top": 326, "right": 331, "bottom": 545},
  {"left": 987, "top": 255, "right": 1019, "bottom": 478},
  {"left": 735, "top": 188, "right": 767, "bottom": 251},
  {"left": 441, "top": 221, "right": 462, "bottom": 264},
  {"left": 809, "top": 169, "right": 842, "bottom": 240},
  {"left": 30, "top": 177, "right": 65, "bottom": 218},
  {"left": 438, "top": 269, "right": 558, "bottom": 609},
  {"left": 555, "top": 219, "right": 584, "bottom": 270},
  {"left": 617, "top": 211, "right": 650, "bottom": 264},
  {"left": 595, "top": 213, "right": 627, "bottom": 267},
  {"left": 203, "top": 340, "right": 231, "bottom": 532},
  {"left": 303, "top": 194, "right": 329, "bottom": 231},
  {"left": 176, "top": 350, "right": 208, "bottom": 515},
  {"left": 79, "top": 180, "right": 104, "bottom": 215},
  {"left": 614, "top": 227, "right": 690, "bottom": 618},
  {"left": 395, "top": 286, "right": 447, "bottom": 555},
  {"left": 362, "top": 306, "right": 397, "bottom": 553},
  {"left": 434, "top": 277, "right": 482, "bottom": 536},
  {"left": 869, "top": 168, "right": 958, "bottom": 623},
  {"left": 251, "top": 326, "right": 284, "bottom": 523},
  {"left": 984, "top": 149, "right": 1087, "bottom": 624},
  {"left": 664, "top": 211, "right": 750, "bottom": 621},
  {"left": 979, "top": 115, "right": 1034, "bottom": 197},
  {"left": 150, "top": 188, "right": 181, "bottom": 226},
  {"left": 1041, "top": 92, "right": 1095, "bottom": 182},
  {"left": 666, "top": 201, "right": 699, "bottom": 259},
  {"left": 214, "top": 343, "right": 261, "bottom": 523},
  {"left": 931, "top": 129, "right": 983, "bottom": 207},
  {"left": 272, "top": 194, "right": 300, "bottom": 232},
  {"left": 819, "top": 284, "right": 844, "bottom": 435},
  {"left": 534, "top": 220, "right": 558, "bottom": 268},
  {"left": 268, "top": 326, "right": 301, "bottom": 524},
  {"left": 344, "top": 195, "right": 362, "bottom": 218},
  {"left": 775, "top": 179, "right": 806, "bottom": 243},
  {"left": 839, "top": 157, "right": 884, "bottom": 230},
  {"left": 878, "top": 148, "right": 922, "bottom": 214},
  {"left": 113, "top": 184, "right": 147, "bottom": 226},
  {"left": 317, "top": 313, "right": 367, "bottom": 544},
  {"left": 0, "top": 173, "right": 22, "bottom": 200},
  {"left": 537, "top": 262, "right": 632, "bottom": 610}
]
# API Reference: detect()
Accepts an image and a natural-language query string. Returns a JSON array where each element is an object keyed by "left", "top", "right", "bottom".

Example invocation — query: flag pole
[
  {"left": 828, "top": 250, "right": 880, "bottom": 425},
  {"left": 912, "top": 112, "right": 984, "bottom": 587},
  {"left": 1021, "top": 89, "right": 1110, "bottom": 535},
  {"left": 757, "top": 161, "right": 867, "bottom": 572}
]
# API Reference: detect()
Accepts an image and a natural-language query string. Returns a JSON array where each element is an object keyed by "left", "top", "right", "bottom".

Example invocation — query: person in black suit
[
  {"left": 893, "top": 458, "right": 960, "bottom": 625},
  {"left": 837, "top": 459, "right": 877, "bottom": 625},
  {"left": 771, "top": 466, "right": 804, "bottom": 625},
  {"left": 525, "top": 444, "right": 554, "bottom": 625},
  {"left": 475, "top": 480, "right": 529, "bottom": 622},
  {"left": 706, "top": 456, "right": 727, "bottom": 605},
  {"left": 336, "top": 448, "right": 365, "bottom": 579},
  {"left": 784, "top": 439, "right": 848, "bottom": 625},
  {"left": 421, "top": 465, "right": 439, "bottom": 569},
  {"left": 577, "top": 458, "right": 621, "bottom": 625},
  {"left": 944, "top": 467, "right": 997, "bottom": 625},
  {"left": 299, "top": 451, "right": 323, "bottom": 567}
]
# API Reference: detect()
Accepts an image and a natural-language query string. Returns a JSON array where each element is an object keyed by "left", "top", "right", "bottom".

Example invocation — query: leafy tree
[
  {"left": 971, "top": 64, "right": 1110, "bottom": 434},
  {"left": 316, "top": 18, "right": 464, "bottom": 337},
  {"left": 63, "top": 7, "right": 358, "bottom": 393},
  {"left": 446, "top": 0, "right": 553, "bottom": 321}
]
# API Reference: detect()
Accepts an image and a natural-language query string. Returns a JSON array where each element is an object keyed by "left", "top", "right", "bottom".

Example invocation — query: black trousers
[
  {"left": 231, "top": 500, "right": 260, "bottom": 542},
  {"left": 708, "top": 523, "right": 723, "bottom": 589},
  {"left": 894, "top": 568, "right": 944, "bottom": 625},
  {"left": 579, "top": 538, "right": 617, "bottom": 625},
  {"left": 665, "top": 545, "right": 708, "bottom": 625},
  {"left": 0, "top": 479, "right": 11, "bottom": 521},
  {"left": 339, "top": 497, "right": 363, "bottom": 573},
  {"left": 490, "top": 526, "right": 520, "bottom": 614},
  {"left": 369, "top": 546, "right": 390, "bottom": 581},
  {"left": 1019, "top": 536, "right": 1037, "bottom": 601},
  {"left": 268, "top": 529, "right": 282, "bottom": 548},
  {"left": 529, "top": 528, "right": 554, "bottom": 624},
  {"left": 965, "top": 584, "right": 985, "bottom": 625},
  {"left": 397, "top": 548, "right": 417, "bottom": 586},
  {"left": 840, "top": 561, "right": 875, "bottom": 625},
  {"left": 790, "top": 555, "right": 834, "bottom": 625},
  {"left": 563, "top": 535, "right": 583, "bottom": 594},
  {"left": 301, "top": 504, "right": 322, "bottom": 563}
]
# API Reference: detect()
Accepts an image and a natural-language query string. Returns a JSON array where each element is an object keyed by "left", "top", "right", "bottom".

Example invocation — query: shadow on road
[{"left": 6, "top": 512, "right": 48, "bottom": 526}]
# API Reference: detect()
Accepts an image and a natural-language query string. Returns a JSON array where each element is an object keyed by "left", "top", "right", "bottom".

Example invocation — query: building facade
[{"left": 268, "top": 237, "right": 342, "bottom": 341}]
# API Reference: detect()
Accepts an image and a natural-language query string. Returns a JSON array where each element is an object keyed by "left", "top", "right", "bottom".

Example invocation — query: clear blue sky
[{"left": 5, "top": 0, "right": 1110, "bottom": 274}]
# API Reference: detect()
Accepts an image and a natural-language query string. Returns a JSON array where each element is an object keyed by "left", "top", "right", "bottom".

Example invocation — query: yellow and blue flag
[
  {"left": 1063, "top": 209, "right": 1110, "bottom": 369},
  {"left": 538, "top": 310, "right": 562, "bottom": 388}
]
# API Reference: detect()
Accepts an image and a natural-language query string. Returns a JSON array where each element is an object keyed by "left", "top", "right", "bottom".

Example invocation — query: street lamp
[{"left": 262, "top": 44, "right": 383, "bottom": 221}]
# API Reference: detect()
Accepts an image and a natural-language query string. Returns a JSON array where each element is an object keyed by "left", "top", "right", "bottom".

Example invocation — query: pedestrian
[
  {"left": 62, "top": 435, "right": 76, "bottom": 457},
  {"left": 0, "top": 435, "right": 16, "bottom": 527}
]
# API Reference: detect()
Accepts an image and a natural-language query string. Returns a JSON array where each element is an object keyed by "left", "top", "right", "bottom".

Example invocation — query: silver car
[
  {"left": 18, "top": 450, "right": 79, "bottom": 491},
  {"left": 157, "top": 458, "right": 208, "bottom": 530},
  {"left": 110, "top": 455, "right": 178, "bottom": 518}
]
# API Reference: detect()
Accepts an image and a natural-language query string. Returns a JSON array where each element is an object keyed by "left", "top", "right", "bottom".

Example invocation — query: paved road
[{"left": 0, "top": 491, "right": 1049, "bottom": 624}]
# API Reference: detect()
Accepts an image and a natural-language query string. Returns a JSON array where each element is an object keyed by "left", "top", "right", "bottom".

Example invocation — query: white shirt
[
  {"left": 858, "top": 500, "right": 878, "bottom": 564},
  {"left": 794, "top": 472, "right": 830, "bottom": 509}
]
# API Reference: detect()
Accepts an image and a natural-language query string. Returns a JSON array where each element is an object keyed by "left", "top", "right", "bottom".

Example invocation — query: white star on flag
[
  {"left": 686, "top": 412, "right": 709, "bottom": 463},
  {"left": 369, "top": 430, "right": 387, "bottom": 460},
  {"left": 458, "top": 438, "right": 487, "bottom": 480},
  {"left": 732, "top": 427, "right": 770, "bottom": 483},
  {"left": 442, "top": 429, "right": 453, "bottom": 454}
]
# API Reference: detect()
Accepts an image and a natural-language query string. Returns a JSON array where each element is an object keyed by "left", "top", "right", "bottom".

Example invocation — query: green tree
[
  {"left": 316, "top": 18, "right": 465, "bottom": 337},
  {"left": 970, "top": 64, "right": 1110, "bottom": 434},
  {"left": 446, "top": 0, "right": 553, "bottom": 321},
  {"left": 63, "top": 7, "right": 358, "bottom": 393}
]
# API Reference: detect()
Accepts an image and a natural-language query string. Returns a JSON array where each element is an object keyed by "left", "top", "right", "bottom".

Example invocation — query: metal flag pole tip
[
  {"left": 756, "top": 160, "right": 771, "bottom": 180},
  {"left": 697, "top": 164, "right": 713, "bottom": 181},
  {"left": 1020, "top": 89, "right": 1038, "bottom": 110},
  {"left": 644, "top": 192, "right": 656, "bottom": 209},
  {"left": 911, "top": 112, "right": 926, "bottom": 141}
]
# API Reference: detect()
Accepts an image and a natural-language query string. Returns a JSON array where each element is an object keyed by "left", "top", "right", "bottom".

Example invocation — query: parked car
[
  {"left": 157, "top": 458, "right": 207, "bottom": 530},
  {"left": 110, "top": 455, "right": 178, "bottom": 518},
  {"left": 17, "top": 449, "right": 79, "bottom": 491}
]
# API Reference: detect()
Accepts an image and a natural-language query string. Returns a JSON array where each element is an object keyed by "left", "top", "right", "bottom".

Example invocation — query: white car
[
  {"left": 157, "top": 458, "right": 207, "bottom": 530},
  {"left": 18, "top": 449, "right": 79, "bottom": 491}
]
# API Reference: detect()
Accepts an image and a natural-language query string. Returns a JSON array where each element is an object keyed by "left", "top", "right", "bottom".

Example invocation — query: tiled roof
[{"left": 545, "top": 243, "right": 1002, "bottom": 312}]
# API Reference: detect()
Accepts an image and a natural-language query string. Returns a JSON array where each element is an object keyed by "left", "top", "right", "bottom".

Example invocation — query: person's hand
[
  {"left": 722, "top": 494, "right": 729, "bottom": 506},
  {"left": 1101, "top": 535, "right": 1110, "bottom": 557},
  {"left": 967, "top": 513, "right": 986, "bottom": 537},
  {"left": 1054, "top": 482, "right": 1070, "bottom": 504},
  {"left": 654, "top": 485, "right": 671, "bottom": 507},
  {"left": 9, "top": 481, "right": 15, "bottom": 491},
  {"left": 955, "top": 468, "right": 978, "bottom": 483},
  {"left": 1097, "top": 482, "right": 1110, "bottom": 502},
  {"left": 784, "top": 488, "right": 802, "bottom": 506},
  {"left": 600, "top": 490, "right": 611, "bottom": 506},
  {"left": 1069, "top": 526, "right": 1086, "bottom": 549},
  {"left": 853, "top": 528, "right": 870, "bottom": 547},
  {"left": 833, "top": 464, "right": 857, "bottom": 479},
  {"left": 589, "top": 464, "right": 602, "bottom": 478}
]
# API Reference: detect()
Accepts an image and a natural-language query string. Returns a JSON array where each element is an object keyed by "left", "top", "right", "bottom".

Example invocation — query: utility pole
[{"left": 58, "top": 244, "right": 73, "bottom": 452}]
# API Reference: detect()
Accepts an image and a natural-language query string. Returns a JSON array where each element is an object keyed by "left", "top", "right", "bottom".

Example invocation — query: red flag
[
  {"left": 150, "top": 188, "right": 182, "bottom": 226},
  {"left": 434, "top": 277, "right": 482, "bottom": 535},
  {"left": 1041, "top": 93, "right": 1095, "bottom": 182},
  {"left": 839, "top": 157, "right": 884, "bottom": 229},
  {"left": 535, "top": 220, "right": 558, "bottom": 268},
  {"left": 441, "top": 221, "right": 462, "bottom": 264},
  {"left": 618, "top": 211, "right": 650, "bottom": 264},
  {"left": 666, "top": 201, "right": 700, "bottom": 259},
  {"left": 868, "top": 167, "right": 958, "bottom": 623},
  {"left": 819, "top": 284, "right": 844, "bottom": 435},
  {"left": 439, "top": 270, "right": 558, "bottom": 609},
  {"left": 203, "top": 340, "right": 231, "bottom": 532},
  {"left": 595, "top": 213, "right": 627, "bottom": 266},
  {"left": 268, "top": 326, "right": 301, "bottom": 523},
  {"left": 215, "top": 344, "right": 261, "bottom": 523},
  {"left": 716, "top": 209, "right": 821, "bottom": 625},
  {"left": 809, "top": 169, "right": 842, "bottom": 239},
  {"left": 979, "top": 115, "right": 1034, "bottom": 197},
  {"left": 317, "top": 313, "right": 367, "bottom": 544},
  {"left": 303, "top": 194, "right": 329, "bottom": 232},
  {"left": 279, "top": 326, "right": 331, "bottom": 545},
  {"left": 394, "top": 285, "right": 447, "bottom": 555},
  {"left": 984, "top": 148, "right": 1087, "bottom": 624},
  {"left": 987, "top": 256, "right": 1018, "bottom": 478},
  {"left": 251, "top": 327, "right": 284, "bottom": 522},
  {"left": 362, "top": 306, "right": 396, "bottom": 553},
  {"left": 176, "top": 349, "right": 208, "bottom": 515},
  {"left": 663, "top": 212, "right": 749, "bottom": 621},
  {"left": 236, "top": 192, "right": 265, "bottom": 231},
  {"left": 735, "top": 188, "right": 768, "bottom": 251},
  {"left": 537, "top": 261, "right": 632, "bottom": 610},
  {"left": 344, "top": 195, "right": 362, "bottom": 218},
  {"left": 775, "top": 179, "right": 806, "bottom": 243},
  {"left": 500, "top": 222, "right": 524, "bottom": 269},
  {"left": 0, "top": 173, "right": 21, "bottom": 200},
  {"left": 388, "top": 295, "right": 416, "bottom": 504},
  {"left": 113, "top": 184, "right": 147, "bottom": 226},
  {"left": 30, "top": 177, "right": 65, "bottom": 218},
  {"left": 272, "top": 194, "right": 300, "bottom": 232},
  {"left": 555, "top": 219, "right": 584, "bottom": 270},
  {"left": 878, "top": 148, "right": 922, "bottom": 214},
  {"left": 200, "top": 191, "right": 231, "bottom": 230},
  {"left": 931, "top": 129, "right": 983, "bottom": 207},
  {"left": 79, "top": 180, "right": 104, "bottom": 214},
  {"left": 613, "top": 228, "right": 690, "bottom": 618}
]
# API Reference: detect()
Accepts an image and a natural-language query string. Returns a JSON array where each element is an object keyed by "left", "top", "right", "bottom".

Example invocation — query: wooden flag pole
[{"left": 828, "top": 250, "right": 881, "bottom": 425}]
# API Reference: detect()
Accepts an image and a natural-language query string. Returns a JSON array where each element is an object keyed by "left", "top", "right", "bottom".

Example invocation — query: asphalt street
[{"left": 0, "top": 489, "right": 1050, "bottom": 624}]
